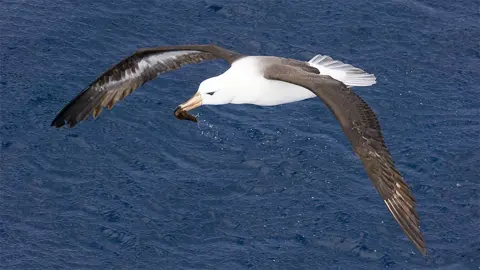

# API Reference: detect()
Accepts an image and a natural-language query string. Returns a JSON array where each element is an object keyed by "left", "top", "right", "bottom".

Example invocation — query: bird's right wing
[
  {"left": 264, "top": 63, "right": 427, "bottom": 256},
  {"left": 51, "top": 44, "right": 243, "bottom": 128}
]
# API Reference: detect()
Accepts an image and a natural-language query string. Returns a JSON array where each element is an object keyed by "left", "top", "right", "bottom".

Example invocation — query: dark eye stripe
[{"left": 206, "top": 92, "right": 215, "bottom": 95}]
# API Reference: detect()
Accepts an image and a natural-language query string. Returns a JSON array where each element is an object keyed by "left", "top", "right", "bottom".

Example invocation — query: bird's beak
[{"left": 174, "top": 92, "right": 202, "bottom": 122}]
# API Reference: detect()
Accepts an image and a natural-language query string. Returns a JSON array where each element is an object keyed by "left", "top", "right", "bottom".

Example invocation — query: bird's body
[
  {"left": 211, "top": 56, "right": 317, "bottom": 106},
  {"left": 51, "top": 44, "right": 426, "bottom": 256}
]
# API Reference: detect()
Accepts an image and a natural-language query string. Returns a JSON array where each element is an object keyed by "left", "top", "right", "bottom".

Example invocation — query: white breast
[{"left": 221, "top": 56, "right": 316, "bottom": 106}]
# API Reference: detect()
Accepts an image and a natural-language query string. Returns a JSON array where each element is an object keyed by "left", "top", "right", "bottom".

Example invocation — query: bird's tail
[{"left": 308, "top": 54, "right": 376, "bottom": 87}]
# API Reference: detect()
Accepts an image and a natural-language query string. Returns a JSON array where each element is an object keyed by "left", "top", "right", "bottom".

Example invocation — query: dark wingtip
[
  {"left": 421, "top": 247, "right": 428, "bottom": 257},
  {"left": 417, "top": 238, "right": 428, "bottom": 257},
  {"left": 51, "top": 117, "right": 61, "bottom": 128},
  {"left": 51, "top": 112, "right": 73, "bottom": 128},
  {"left": 51, "top": 118, "right": 63, "bottom": 128},
  {"left": 50, "top": 86, "right": 103, "bottom": 129},
  {"left": 51, "top": 110, "right": 80, "bottom": 128}
]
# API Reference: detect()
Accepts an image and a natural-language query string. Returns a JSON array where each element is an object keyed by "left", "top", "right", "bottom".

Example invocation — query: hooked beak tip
[
  {"left": 174, "top": 106, "right": 198, "bottom": 122},
  {"left": 173, "top": 106, "right": 183, "bottom": 116},
  {"left": 174, "top": 93, "right": 202, "bottom": 122}
]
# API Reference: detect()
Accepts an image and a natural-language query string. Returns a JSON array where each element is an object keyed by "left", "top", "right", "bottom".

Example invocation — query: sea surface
[{"left": 1, "top": 0, "right": 479, "bottom": 269}]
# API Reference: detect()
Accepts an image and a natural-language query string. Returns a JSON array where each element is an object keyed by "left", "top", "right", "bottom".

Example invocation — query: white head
[
  {"left": 196, "top": 76, "right": 234, "bottom": 105},
  {"left": 173, "top": 76, "right": 234, "bottom": 122}
]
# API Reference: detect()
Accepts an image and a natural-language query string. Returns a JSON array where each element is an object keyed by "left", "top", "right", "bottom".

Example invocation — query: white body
[
  {"left": 197, "top": 55, "right": 376, "bottom": 107},
  {"left": 224, "top": 57, "right": 316, "bottom": 106}
]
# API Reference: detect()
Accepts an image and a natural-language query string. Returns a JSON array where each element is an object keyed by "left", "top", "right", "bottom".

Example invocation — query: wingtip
[
  {"left": 50, "top": 118, "right": 62, "bottom": 128},
  {"left": 384, "top": 196, "right": 427, "bottom": 257},
  {"left": 420, "top": 247, "right": 428, "bottom": 257},
  {"left": 412, "top": 234, "right": 428, "bottom": 257},
  {"left": 51, "top": 116, "right": 76, "bottom": 128},
  {"left": 416, "top": 235, "right": 428, "bottom": 257}
]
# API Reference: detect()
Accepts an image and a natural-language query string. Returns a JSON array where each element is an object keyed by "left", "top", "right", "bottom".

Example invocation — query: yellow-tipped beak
[{"left": 174, "top": 92, "right": 202, "bottom": 122}]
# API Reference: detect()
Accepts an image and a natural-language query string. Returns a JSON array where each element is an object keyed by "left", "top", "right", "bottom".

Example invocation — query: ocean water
[{"left": 1, "top": 0, "right": 479, "bottom": 269}]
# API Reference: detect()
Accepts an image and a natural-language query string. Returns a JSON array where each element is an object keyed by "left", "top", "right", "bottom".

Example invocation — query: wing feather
[
  {"left": 51, "top": 44, "right": 243, "bottom": 128},
  {"left": 264, "top": 64, "right": 427, "bottom": 256}
]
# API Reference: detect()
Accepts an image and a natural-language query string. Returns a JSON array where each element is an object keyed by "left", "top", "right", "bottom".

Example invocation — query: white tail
[{"left": 308, "top": 54, "right": 376, "bottom": 87}]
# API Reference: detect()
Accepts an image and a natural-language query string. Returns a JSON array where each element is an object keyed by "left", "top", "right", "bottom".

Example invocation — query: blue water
[{"left": 1, "top": 0, "right": 479, "bottom": 269}]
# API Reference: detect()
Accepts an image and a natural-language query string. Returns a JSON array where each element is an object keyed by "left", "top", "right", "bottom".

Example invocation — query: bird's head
[{"left": 174, "top": 76, "right": 233, "bottom": 122}]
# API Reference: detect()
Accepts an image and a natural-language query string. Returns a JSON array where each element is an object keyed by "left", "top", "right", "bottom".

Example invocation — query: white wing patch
[
  {"left": 105, "top": 50, "right": 197, "bottom": 88},
  {"left": 308, "top": 54, "right": 376, "bottom": 87},
  {"left": 138, "top": 50, "right": 194, "bottom": 72},
  {"left": 94, "top": 50, "right": 200, "bottom": 93}
]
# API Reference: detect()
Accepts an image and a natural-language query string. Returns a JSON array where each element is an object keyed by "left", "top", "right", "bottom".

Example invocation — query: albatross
[{"left": 51, "top": 44, "right": 426, "bottom": 255}]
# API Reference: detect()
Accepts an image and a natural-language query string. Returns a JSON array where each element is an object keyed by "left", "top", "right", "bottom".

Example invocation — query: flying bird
[{"left": 51, "top": 44, "right": 426, "bottom": 255}]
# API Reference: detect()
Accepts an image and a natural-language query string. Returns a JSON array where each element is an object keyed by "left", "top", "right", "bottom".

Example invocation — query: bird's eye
[{"left": 206, "top": 91, "right": 215, "bottom": 96}]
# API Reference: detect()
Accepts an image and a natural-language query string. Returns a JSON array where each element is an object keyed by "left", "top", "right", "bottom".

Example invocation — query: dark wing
[
  {"left": 51, "top": 44, "right": 243, "bottom": 128},
  {"left": 264, "top": 64, "right": 426, "bottom": 256}
]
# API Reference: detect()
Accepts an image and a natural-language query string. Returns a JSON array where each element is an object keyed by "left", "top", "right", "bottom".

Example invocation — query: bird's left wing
[
  {"left": 51, "top": 44, "right": 243, "bottom": 128},
  {"left": 264, "top": 63, "right": 427, "bottom": 256}
]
